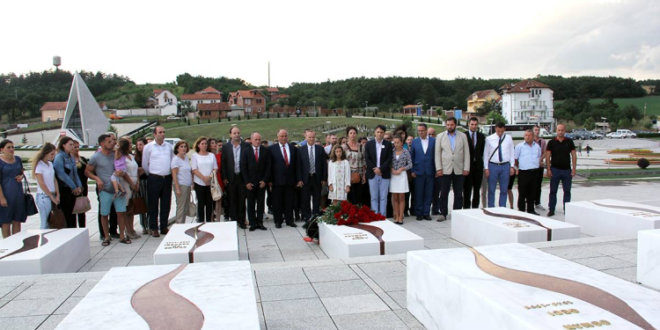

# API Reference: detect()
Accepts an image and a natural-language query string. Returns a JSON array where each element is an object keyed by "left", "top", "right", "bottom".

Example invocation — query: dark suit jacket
[
  {"left": 409, "top": 137, "right": 436, "bottom": 176},
  {"left": 220, "top": 141, "right": 250, "bottom": 184},
  {"left": 269, "top": 142, "right": 298, "bottom": 186},
  {"left": 297, "top": 144, "right": 328, "bottom": 185},
  {"left": 466, "top": 130, "right": 486, "bottom": 170},
  {"left": 365, "top": 139, "right": 393, "bottom": 179},
  {"left": 241, "top": 145, "right": 271, "bottom": 186}
]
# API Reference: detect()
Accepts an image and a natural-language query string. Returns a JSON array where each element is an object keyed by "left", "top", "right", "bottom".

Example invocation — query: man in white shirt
[
  {"left": 483, "top": 122, "right": 515, "bottom": 207},
  {"left": 142, "top": 126, "right": 174, "bottom": 237}
]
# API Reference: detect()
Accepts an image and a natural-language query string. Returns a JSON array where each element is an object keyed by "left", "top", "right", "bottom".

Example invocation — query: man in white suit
[{"left": 434, "top": 117, "right": 470, "bottom": 221}]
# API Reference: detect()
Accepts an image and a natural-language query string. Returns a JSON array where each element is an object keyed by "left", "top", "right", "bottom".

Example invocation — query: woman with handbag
[
  {"left": 172, "top": 140, "right": 193, "bottom": 223},
  {"left": 32, "top": 143, "right": 60, "bottom": 229},
  {"left": 71, "top": 141, "right": 89, "bottom": 228},
  {"left": 191, "top": 137, "right": 217, "bottom": 223},
  {"left": 54, "top": 137, "right": 83, "bottom": 228},
  {"left": 117, "top": 138, "right": 141, "bottom": 239},
  {"left": 134, "top": 137, "right": 150, "bottom": 235},
  {"left": 0, "top": 140, "right": 27, "bottom": 238},
  {"left": 342, "top": 126, "right": 366, "bottom": 206}
]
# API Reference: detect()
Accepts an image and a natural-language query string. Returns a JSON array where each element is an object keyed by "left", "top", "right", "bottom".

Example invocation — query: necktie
[
  {"left": 498, "top": 136, "right": 503, "bottom": 162},
  {"left": 254, "top": 147, "right": 259, "bottom": 163},
  {"left": 309, "top": 146, "right": 315, "bottom": 174},
  {"left": 283, "top": 145, "right": 289, "bottom": 167},
  {"left": 472, "top": 132, "right": 476, "bottom": 148}
]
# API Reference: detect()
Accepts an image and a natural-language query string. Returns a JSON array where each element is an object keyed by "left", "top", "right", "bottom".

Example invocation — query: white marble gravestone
[
  {"left": 638, "top": 229, "right": 660, "bottom": 290},
  {"left": 153, "top": 222, "right": 238, "bottom": 265},
  {"left": 0, "top": 229, "right": 90, "bottom": 276},
  {"left": 319, "top": 220, "right": 423, "bottom": 259},
  {"left": 565, "top": 199, "right": 660, "bottom": 236},
  {"left": 451, "top": 207, "right": 580, "bottom": 247},
  {"left": 407, "top": 244, "right": 660, "bottom": 330},
  {"left": 55, "top": 261, "right": 259, "bottom": 330}
]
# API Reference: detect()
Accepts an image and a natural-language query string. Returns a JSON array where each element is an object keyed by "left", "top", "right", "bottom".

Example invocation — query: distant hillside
[
  {"left": 97, "top": 83, "right": 183, "bottom": 109},
  {"left": 555, "top": 96, "right": 660, "bottom": 116}
]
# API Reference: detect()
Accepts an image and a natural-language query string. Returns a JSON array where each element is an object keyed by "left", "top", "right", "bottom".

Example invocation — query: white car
[
  {"left": 608, "top": 129, "right": 636, "bottom": 139},
  {"left": 606, "top": 132, "right": 625, "bottom": 139},
  {"left": 166, "top": 116, "right": 180, "bottom": 121}
]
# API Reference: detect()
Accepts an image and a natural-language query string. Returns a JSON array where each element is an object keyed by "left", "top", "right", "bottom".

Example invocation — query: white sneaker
[{"left": 535, "top": 204, "right": 546, "bottom": 211}]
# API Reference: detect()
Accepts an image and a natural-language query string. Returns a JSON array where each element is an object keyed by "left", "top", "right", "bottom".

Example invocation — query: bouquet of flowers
[{"left": 317, "top": 201, "right": 386, "bottom": 226}]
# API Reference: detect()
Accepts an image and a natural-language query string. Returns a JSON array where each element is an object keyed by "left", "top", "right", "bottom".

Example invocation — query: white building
[
  {"left": 180, "top": 86, "right": 223, "bottom": 111},
  {"left": 500, "top": 80, "right": 554, "bottom": 128},
  {"left": 152, "top": 89, "right": 178, "bottom": 116}
]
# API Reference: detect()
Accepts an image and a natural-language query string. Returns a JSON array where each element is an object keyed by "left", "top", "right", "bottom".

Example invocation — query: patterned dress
[
  {"left": 0, "top": 156, "right": 26, "bottom": 224},
  {"left": 328, "top": 160, "right": 351, "bottom": 201}
]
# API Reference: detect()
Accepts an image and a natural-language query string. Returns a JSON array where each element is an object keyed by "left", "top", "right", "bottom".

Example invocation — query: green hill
[{"left": 555, "top": 96, "right": 660, "bottom": 116}]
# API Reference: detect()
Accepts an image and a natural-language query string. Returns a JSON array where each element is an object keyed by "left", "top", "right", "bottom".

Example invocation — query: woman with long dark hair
[
  {"left": 71, "top": 141, "right": 88, "bottom": 228},
  {"left": 191, "top": 136, "right": 217, "bottom": 222},
  {"left": 32, "top": 143, "right": 59, "bottom": 229},
  {"left": 54, "top": 136, "right": 83, "bottom": 228},
  {"left": 134, "top": 137, "right": 149, "bottom": 234},
  {"left": 342, "top": 126, "right": 366, "bottom": 205},
  {"left": 0, "top": 140, "right": 26, "bottom": 238}
]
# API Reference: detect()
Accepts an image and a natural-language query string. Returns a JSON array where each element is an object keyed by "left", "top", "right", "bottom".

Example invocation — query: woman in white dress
[
  {"left": 118, "top": 137, "right": 141, "bottom": 239},
  {"left": 390, "top": 135, "right": 412, "bottom": 224},
  {"left": 327, "top": 145, "right": 351, "bottom": 204}
]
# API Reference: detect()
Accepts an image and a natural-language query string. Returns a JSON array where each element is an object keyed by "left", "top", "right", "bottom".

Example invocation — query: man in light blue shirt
[{"left": 514, "top": 130, "right": 542, "bottom": 214}]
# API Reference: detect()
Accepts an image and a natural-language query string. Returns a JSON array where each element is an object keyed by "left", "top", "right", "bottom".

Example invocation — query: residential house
[
  {"left": 642, "top": 85, "right": 657, "bottom": 95},
  {"left": 198, "top": 102, "right": 231, "bottom": 120},
  {"left": 466, "top": 90, "right": 500, "bottom": 114},
  {"left": 228, "top": 89, "right": 267, "bottom": 114},
  {"left": 180, "top": 86, "right": 224, "bottom": 111},
  {"left": 41, "top": 101, "right": 108, "bottom": 122},
  {"left": 152, "top": 89, "right": 178, "bottom": 116},
  {"left": 265, "top": 87, "right": 290, "bottom": 102},
  {"left": 500, "top": 80, "right": 554, "bottom": 126}
]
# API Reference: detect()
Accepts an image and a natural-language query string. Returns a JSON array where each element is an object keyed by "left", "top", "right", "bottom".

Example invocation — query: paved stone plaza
[{"left": 1, "top": 173, "right": 659, "bottom": 329}]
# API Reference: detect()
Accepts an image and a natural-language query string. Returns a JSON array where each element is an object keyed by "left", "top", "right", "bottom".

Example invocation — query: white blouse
[
  {"left": 191, "top": 153, "right": 218, "bottom": 186},
  {"left": 171, "top": 155, "right": 193, "bottom": 187}
]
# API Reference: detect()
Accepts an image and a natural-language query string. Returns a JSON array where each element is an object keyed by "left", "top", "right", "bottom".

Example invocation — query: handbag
[
  {"left": 350, "top": 172, "right": 360, "bottom": 184},
  {"left": 188, "top": 192, "right": 197, "bottom": 217},
  {"left": 23, "top": 177, "right": 38, "bottom": 216},
  {"left": 131, "top": 190, "right": 148, "bottom": 214},
  {"left": 210, "top": 170, "right": 223, "bottom": 201},
  {"left": 48, "top": 203, "right": 66, "bottom": 229},
  {"left": 72, "top": 196, "right": 91, "bottom": 214}
]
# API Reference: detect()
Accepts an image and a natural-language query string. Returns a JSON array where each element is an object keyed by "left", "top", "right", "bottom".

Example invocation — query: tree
[
  {"left": 486, "top": 111, "right": 507, "bottom": 124},
  {"left": 107, "top": 124, "right": 118, "bottom": 136},
  {"left": 475, "top": 99, "right": 501, "bottom": 116},
  {"left": 584, "top": 117, "right": 596, "bottom": 130},
  {"left": 618, "top": 118, "right": 631, "bottom": 129}
]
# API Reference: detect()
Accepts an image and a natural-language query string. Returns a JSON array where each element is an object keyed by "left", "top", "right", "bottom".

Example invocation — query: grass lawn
[
  {"left": 163, "top": 117, "right": 410, "bottom": 142},
  {"left": 554, "top": 95, "right": 660, "bottom": 116}
]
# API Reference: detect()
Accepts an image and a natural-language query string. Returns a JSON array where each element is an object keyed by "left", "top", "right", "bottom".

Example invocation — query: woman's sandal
[
  {"left": 102, "top": 239, "right": 111, "bottom": 246},
  {"left": 119, "top": 238, "right": 132, "bottom": 244}
]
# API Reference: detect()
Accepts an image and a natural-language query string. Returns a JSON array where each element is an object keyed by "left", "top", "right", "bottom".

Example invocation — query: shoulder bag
[
  {"left": 23, "top": 176, "right": 38, "bottom": 216},
  {"left": 131, "top": 190, "right": 148, "bottom": 214},
  {"left": 48, "top": 203, "right": 66, "bottom": 229},
  {"left": 210, "top": 170, "right": 223, "bottom": 201}
]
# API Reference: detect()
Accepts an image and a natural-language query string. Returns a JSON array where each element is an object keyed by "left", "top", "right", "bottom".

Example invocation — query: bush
[{"left": 638, "top": 158, "right": 651, "bottom": 169}]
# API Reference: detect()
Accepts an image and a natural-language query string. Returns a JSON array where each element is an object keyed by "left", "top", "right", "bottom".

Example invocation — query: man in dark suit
[
  {"left": 410, "top": 123, "right": 436, "bottom": 220},
  {"left": 221, "top": 126, "right": 248, "bottom": 229},
  {"left": 297, "top": 130, "right": 327, "bottom": 226},
  {"left": 241, "top": 132, "right": 271, "bottom": 231},
  {"left": 268, "top": 129, "right": 299, "bottom": 228},
  {"left": 365, "top": 125, "right": 393, "bottom": 216},
  {"left": 464, "top": 117, "right": 486, "bottom": 209}
]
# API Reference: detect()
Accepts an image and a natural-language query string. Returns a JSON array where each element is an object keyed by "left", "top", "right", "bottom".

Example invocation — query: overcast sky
[{"left": 2, "top": 0, "right": 658, "bottom": 86}]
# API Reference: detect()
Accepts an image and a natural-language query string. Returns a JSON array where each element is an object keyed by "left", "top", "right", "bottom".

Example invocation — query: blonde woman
[{"left": 33, "top": 143, "right": 59, "bottom": 229}]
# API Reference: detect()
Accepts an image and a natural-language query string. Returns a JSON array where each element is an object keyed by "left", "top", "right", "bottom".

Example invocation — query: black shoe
[
  {"left": 275, "top": 224, "right": 282, "bottom": 229},
  {"left": 238, "top": 224, "right": 247, "bottom": 229},
  {"left": 423, "top": 215, "right": 432, "bottom": 220},
  {"left": 258, "top": 224, "right": 268, "bottom": 230},
  {"left": 249, "top": 226, "right": 257, "bottom": 231},
  {"left": 529, "top": 211, "right": 541, "bottom": 216},
  {"left": 416, "top": 216, "right": 423, "bottom": 221},
  {"left": 547, "top": 211, "right": 555, "bottom": 217},
  {"left": 288, "top": 223, "right": 298, "bottom": 228}
]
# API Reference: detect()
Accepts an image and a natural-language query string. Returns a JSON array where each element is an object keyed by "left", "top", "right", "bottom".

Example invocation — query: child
[
  {"left": 327, "top": 144, "right": 352, "bottom": 205},
  {"left": 110, "top": 139, "right": 130, "bottom": 199}
]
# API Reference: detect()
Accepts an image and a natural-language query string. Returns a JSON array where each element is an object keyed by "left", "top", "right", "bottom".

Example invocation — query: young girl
[
  {"left": 327, "top": 144, "right": 351, "bottom": 204},
  {"left": 33, "top": 143, "right": 60, "bottom": 229},
  {"left": 110, "top": 139, "right": 130, "bottom": 199}
]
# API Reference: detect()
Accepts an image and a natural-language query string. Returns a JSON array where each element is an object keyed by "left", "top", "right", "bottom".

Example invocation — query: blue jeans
[
  {"left": 368, "top": 176, "right": 390, "bottom": 216},
  {"left": 414, "top": 174, "right": 433, "bottom": 216},
  {"left": 488, "top": 163, "right": 510, "bottom": 207},
  {"left": 36, "top": 193, "right": 52, "bottom": 229},
  {"left": 548, "top": 167, "right": 572, "bottom": 212}
]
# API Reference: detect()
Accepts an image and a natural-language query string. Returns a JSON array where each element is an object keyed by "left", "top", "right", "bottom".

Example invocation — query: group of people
[{"left": 0, "top": 118, "right": 577, "bottom": 241}]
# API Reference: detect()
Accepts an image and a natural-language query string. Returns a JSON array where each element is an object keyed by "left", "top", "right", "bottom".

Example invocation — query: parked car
[
  {"left": 606, "top": 131, "right": 625, "bottom": 139},
  {"left": 617, "top": 129, "right": 636, "bottom": 138},
  {"left": 166, "top": 116, "right": 180, "bottom": 121}
]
